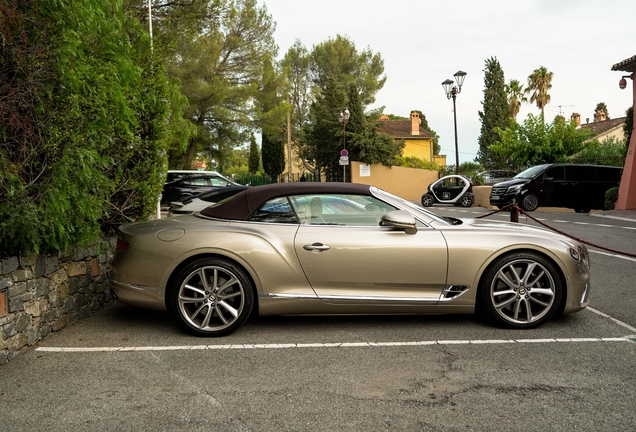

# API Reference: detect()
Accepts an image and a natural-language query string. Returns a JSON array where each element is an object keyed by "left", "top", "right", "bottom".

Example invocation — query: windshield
[
  {"left": 372, "top": 188, "right": 450, "bottom": 225},
  {"left": 514, "top": 164, "right": 549, "bottom": 179}
]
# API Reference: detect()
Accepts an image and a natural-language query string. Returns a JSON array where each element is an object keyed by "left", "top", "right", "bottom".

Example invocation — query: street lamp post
[
  {"left": 442, "top": 71, "right": 467, "bottom": 174},
  {"left": 338, "top": 109, "right": 350, "bottom": 182}
]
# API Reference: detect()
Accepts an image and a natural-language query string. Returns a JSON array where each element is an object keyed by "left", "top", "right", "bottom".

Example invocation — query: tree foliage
[
  {"left": 477, "top": 57, "right": 511, "bottom": 169},
  {"left": 505, "top": 79, "right": 527, "bottom": 119},
  {"left": 625, "top": 106, "right": 634, "bottom": 155},
  {"left": 571, "top": 136, "right": 626, "bottom": 167},
  {"left": 283, "top": 35, "right": 387, "bottom": 178},
  {"left": 491, "top": 114, "right": 592, "bottom": 166},
  {"left": 248, "top": 135, "right": 260, "bottom": 174},
  {"left": 158, "top": 0, "right": 278, "bottom": 169},
  {"left": 527, "top": 66, "right": 553, "bottom": 116},
  {"left": 594, "top": 102, "right": 610, "bottom": 120},
  {"left": 1, "top": 0, "right": 172, "bottom": 254}
]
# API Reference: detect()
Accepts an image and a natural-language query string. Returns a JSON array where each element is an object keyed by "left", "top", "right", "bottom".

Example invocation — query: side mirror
[
  {"left": 544, "top": 177, "right": 554, "bottom": 183},
  {"left": 381, "top": 211, "right": 418, "bottom": 235}
]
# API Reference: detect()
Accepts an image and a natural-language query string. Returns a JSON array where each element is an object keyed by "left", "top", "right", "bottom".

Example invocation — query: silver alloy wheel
[
  {"left": 489, "top": 258, "right": 556, "bottom": 325},
  {"left": 460, "top": 195, "right": 473, "bottom": 207},
  {"left": 421, "top": 194, "right": 434, "bottom": 207},
  {"left": 521, "top": 193, "right": 539, "bottom": 211},
  {"left": 178, "top": 265, "right": 245, "bottom": 333}
]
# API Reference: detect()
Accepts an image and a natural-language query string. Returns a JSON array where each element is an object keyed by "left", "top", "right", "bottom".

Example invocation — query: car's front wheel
[
  {"left": 520, "top": 193, "right": 539, "bottom": 211},
  {"left": 421, "top": 193, "right": 435, "bottom": 207},
  {"left": 478, "top": 252, "right": 563, "bottom": 329},
  {"left": 168, "top": 258, "right": 254, "bottom": 336}
]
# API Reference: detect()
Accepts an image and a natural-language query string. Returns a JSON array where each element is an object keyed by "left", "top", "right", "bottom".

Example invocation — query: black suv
[{"left": 489, "top": 163, "right": 622, "bottom": 212}]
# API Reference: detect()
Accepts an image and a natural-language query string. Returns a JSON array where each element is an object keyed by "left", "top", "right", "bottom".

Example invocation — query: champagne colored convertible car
[{"left": 109, "top": 182, "right": 590, "bottom": 336}]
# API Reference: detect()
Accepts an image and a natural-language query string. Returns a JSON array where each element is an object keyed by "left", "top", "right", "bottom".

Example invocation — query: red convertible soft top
[{"left": 200, "top": 182, "right": 373, "bottom": 221}]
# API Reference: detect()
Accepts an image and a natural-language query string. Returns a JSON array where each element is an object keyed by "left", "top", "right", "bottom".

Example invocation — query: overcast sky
[{"left": 260, "top": 0, "right": 636, "bottom": 165}]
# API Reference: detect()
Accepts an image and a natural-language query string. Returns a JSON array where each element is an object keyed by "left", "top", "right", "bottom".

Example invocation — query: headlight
[
  {"left": 569, "top": 245, "right": 590, "bottom": 269},
  {"left": 507, "top": 184, "right": 523, "bottom": 193}
]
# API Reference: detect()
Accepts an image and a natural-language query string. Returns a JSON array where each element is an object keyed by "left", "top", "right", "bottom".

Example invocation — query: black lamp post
[
  {"left": 338, "top": 109, "right": 350, "bottom": 182},
  {"left": 442, "top": 71, "right": 467, "bottom": 174}
]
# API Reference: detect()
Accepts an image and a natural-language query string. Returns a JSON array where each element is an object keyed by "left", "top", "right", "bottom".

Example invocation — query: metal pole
[
  {"left": 148, "top": 0, "right": 153, "bottom": 50},
  {"left": 342, "top": 122, "right": 346, "bottom": 182},
  {"left": 452, "top": 90, "right": 460, "bottom": 174}
]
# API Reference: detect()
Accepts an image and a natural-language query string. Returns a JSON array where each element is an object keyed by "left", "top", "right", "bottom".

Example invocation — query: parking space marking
[
  {"left": 587, "top": 307, "right": 636, "bottom": 332},
  {"left": 590, "top": 249, "right": 636, "bottom": 263},
  {"left": 35, "top": 337, "right": 630, "bottom": 353}
]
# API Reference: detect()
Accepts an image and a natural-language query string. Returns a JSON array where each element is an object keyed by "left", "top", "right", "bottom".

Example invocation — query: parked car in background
[
  {"left": 110, "top": 182, "right": 590, "bottom": 336},
  {"left": 478, "top": 170, "right": 517, "bottom": 185},
  {"left": 165, "top": 170, "right": 238, "bottom": 184},
  {"left": 489, "top": 164, "right": 622, "bottom": 212},
  {"left": 421, "top": 174, "right": 474, "bottom": 207},
  {"left": 168, "top": 186, "right": 249, "bottom": 217},
  {"left": 161, "top": 174, "right": 242, "bottom": 205}
]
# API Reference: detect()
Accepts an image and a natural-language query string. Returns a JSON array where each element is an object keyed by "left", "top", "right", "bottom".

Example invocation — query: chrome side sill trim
[{"left": 259, "top": 292, "right": 439, "bottom": 303}]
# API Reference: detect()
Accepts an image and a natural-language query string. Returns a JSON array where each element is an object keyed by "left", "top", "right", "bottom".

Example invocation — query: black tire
[
  {"left": 574, "top": 208, "right": 590, "bottom": 213},
  {"left": 477, "top": 251, "right": 563, "bottom": 329},
  {"left": 458, "top": 194, "right": 474, "bottom": 207},
  {"left": 520, "top": 193, "right": 539, "bottom": 212},
  {"left": 168, "top": 257, "right": 254, "bottom": 336},
  {"left": 421, "top": 193, "right": 435, "bottom": 207}
]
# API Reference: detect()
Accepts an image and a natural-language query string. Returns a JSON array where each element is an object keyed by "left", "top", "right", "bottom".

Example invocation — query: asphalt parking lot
[{"left": 1, "top": 207, "right": 635, "bottom": 431}]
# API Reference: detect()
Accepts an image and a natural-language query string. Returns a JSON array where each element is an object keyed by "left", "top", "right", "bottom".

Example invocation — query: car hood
[{"left": 460, "top": 217, "right": 577, "bottom": 244}]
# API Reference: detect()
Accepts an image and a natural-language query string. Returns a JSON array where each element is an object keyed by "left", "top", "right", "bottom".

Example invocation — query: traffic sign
[
  {"left": 340, "top": 149, "right": 349, "bottom": 157},
  {"left": 339, "top": 156, "right": 349, "bottom": 166}
]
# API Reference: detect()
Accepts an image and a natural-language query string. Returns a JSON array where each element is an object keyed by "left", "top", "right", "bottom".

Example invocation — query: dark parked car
[
  {"left": 161, "top": 174, "right": 242, "bottom": 205},
  {"left": 489, "top": 164, "right": 622, "bottom": 212},
  {"left": 421, "top": 174, "right": 474, "bottom": 207},
  {"left": 168, "top": 186, "right": 249, "bottom": 217}
]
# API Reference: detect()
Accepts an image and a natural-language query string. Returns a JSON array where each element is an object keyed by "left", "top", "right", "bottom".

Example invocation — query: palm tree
[
  {"left": 505, "top": 79, "right": 527, "bottom": 119},
  {"left": 527, "top": 66, "right": 553, "bottom": 117}
]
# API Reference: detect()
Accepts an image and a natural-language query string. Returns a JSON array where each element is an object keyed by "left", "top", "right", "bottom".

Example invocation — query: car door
[
  {"left": 292, "top": 194, "right": 448, "bottom": 304},
  {"left": 540, "top": 166, "right": 567, "bottom": 206}
]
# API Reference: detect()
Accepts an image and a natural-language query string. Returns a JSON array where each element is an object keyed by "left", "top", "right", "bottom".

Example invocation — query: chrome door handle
[{"left": 303, "top": 243, "right": 330, "bottom": 251}]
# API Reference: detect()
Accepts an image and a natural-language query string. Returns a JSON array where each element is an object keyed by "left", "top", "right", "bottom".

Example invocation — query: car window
[
  {"left": 247, "top": 197, "right": 299, "bottom": 224},
  {"left": 289, "top": 194, "right": 395, "bottom": 226},
  {"left": 544, "top": 167, "right": 565, "bottom": 181},
  {"left": 596, "top": 167, "right": 621, "bottom": 182},
  {"left": 566, "top": 166, "right": 593, "bottom": 181},
  {"left": 209, "top": 177, "right": 229, "bottom": 187}
]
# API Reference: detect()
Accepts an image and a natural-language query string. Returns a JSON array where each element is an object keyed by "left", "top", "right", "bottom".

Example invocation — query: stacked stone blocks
[{"left": 0, "top": 238, "right": 115, "bottom": 364}]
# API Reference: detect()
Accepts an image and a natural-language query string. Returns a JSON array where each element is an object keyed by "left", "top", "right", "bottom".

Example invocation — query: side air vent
[{"left": 439, "top": 285, "right": 470, "bottom": 301}]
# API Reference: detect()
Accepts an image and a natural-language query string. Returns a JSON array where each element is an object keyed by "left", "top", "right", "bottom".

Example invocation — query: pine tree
[{"left": 477, "top": 57, "right": 511, "bottom": 169}]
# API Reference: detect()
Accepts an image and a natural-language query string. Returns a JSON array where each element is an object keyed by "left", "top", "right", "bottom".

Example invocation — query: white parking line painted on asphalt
[
  {"left": 589, "top": 249, "right": 636, "bottom": 263},
  {"left": 35, "top": 337, "right": 630, "bottom": 353},
  {"left": 587, "top": 307, "right": 636, "bottom": 332}
]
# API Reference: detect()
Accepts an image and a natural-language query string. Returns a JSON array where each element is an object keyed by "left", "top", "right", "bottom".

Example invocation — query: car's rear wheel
[
  {"left": 169, "top": 258, "right": 253, "bottom": 336},
  {"left": 458, "top": 194, "right": 474, "bottom": 207},
  {"left": 421, "top": 193, "right": 435, "bottom": 207},
  {"left": 520, "top": 193, "right": 539, "bottom": 211},
  {"left": 478, "top": 252, "right": 563, "bottom": 329}
]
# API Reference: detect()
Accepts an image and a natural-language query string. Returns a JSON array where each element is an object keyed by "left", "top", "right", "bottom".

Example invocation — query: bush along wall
[{"left": 0, "top": 238, "right": 115, "bottom": 364}]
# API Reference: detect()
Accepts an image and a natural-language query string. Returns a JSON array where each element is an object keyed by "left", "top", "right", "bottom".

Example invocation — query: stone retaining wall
[{"left": 0, "top": 238, "right": 115, "bottom": 364}]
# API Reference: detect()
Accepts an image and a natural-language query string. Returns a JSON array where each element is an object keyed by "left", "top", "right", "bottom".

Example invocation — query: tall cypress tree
[
  {"left": 248, "top": 134, "right": 260, "bottom": 174},
  {"left": 477, "top": 57, "right": 511, "bottom": 169}
]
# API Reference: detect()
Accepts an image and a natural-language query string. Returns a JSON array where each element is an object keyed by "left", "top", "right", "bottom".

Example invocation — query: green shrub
[{"left": 605, "top": 187, "right": 619, "bottom": 210}]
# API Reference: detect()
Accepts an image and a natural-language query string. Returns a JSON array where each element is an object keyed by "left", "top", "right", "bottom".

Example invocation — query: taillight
[{"left": 116, "top": 238, "right": 129, "bottom": 251}]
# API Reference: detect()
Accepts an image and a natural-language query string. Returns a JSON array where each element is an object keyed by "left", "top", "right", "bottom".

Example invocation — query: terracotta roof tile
[
  {"left": 580, "top": 117, "right": 626, "bottom": 136},
  {"left": 377, "top": 119, "right": 435, "bottom": 139},
  {"left": 612, "top": 55, "right": 636, "bottom": 72}
]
